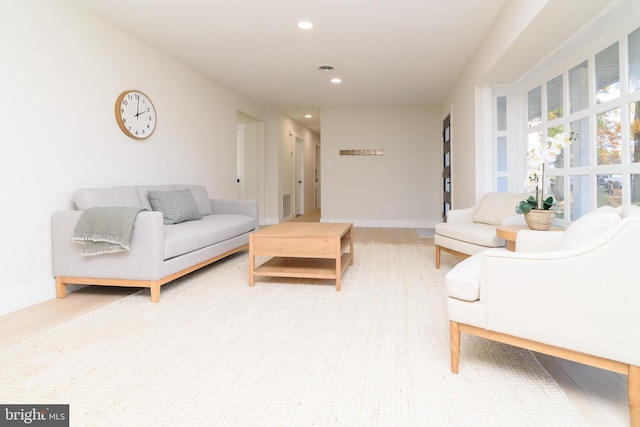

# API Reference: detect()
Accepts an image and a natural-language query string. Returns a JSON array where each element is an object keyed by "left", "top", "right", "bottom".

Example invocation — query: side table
[{"left": 496, "top": 224, "right": 564, "bottom": 251}]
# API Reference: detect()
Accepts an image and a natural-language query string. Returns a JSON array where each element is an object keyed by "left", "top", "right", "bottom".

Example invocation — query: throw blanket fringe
[{"left": 73, "top": 207, "right": 146, "bottom": 256}]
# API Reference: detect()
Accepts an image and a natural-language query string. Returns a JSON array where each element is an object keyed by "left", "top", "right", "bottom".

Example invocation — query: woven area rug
[{"left": 0, "top": 244, "right": 587, "bottom": 426}]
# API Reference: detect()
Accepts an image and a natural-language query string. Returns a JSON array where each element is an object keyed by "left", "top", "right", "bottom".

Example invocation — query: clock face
[{"left": 115, "top": 90, "right": 157, "bottom": 139}]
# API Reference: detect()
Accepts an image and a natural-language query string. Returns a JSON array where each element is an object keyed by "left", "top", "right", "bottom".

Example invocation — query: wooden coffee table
[{"left": 248, "top": 222, "right": 354, "bottom": 291}]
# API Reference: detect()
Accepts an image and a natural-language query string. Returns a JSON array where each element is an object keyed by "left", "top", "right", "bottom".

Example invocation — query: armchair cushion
[
  {"left": 435, "top": 222, "right": 503, "bottom": 247},
  {"left": 445, "top": 252, "right": 483, "bottom": 302}
]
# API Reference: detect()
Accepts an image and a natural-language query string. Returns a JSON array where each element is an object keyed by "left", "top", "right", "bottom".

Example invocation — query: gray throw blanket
[{"left": 73, "top": 207, "right": 146, "bottom": 256}]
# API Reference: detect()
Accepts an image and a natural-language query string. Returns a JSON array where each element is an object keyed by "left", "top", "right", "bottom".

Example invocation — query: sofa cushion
[
  {"left": 557, "top": 206, "right": 621, "bottom": 250},
  {"left": 446, "top": 252, "right": 483, "bottom": 302},
  {"left": 137, "top": 185, "right": 213, "bottom": 216},
  {"left": 148, "top": 188, "right": 202, "bottom": 225},
  {"left": 435, "top": 222, "right": 504, "bottom": 247},
  {"left": 473, "top": 192, "right": 529, "bottom": 226},
  {"left": 163, "top": 214, "right": 255, "bottom": 259},
  {"left": 73, "top": 186, "right": 144, "bottom": 210}
]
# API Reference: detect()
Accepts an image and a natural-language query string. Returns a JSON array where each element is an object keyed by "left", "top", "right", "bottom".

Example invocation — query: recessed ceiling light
[
  {"left": 305, "top": 114, "right": 312, "bottom": 118},
  {"left": 331, "top": 78, "right": 342, "bottom": 84},
  {"left": 297, "top": 21, "right": 314, "bottom": 30}
]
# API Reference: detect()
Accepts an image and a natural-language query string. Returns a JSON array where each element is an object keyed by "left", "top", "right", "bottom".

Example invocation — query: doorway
[
  {"left": 294, "top": 136, "right": 304, "bottom": 216},
  {"left": 315, "top": 143, "right": 321, "bottom": 209},
  {"left": 442, "top": 114, "right": 451, "bottom": 221},
  {"left": 236, "top": 124, "right": 246, "bottom": 199}
]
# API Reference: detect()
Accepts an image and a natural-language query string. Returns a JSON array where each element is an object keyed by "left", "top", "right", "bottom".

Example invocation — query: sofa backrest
[
  {"left": 472, "top": 192, "right": 530, "bottom": 226},
  {"left": 73, "top": 184, "right": 213, "bottom": 216},
  {"left": 74, "top": 186, "right": 143, "bottom": 210}
]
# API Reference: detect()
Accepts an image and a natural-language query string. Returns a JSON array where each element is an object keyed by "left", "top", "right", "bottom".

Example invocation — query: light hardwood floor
[{"left": 0, "top": 209, "right": 628, "bottom": 426}]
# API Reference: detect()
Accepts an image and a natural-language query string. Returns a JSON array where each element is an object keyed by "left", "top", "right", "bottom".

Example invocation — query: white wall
[
  {"left": 320, "top": 106, "right": 441, "bottom": 227},
  {"left": 0, "top": 0, "right": 266, "bottom": 315},
  {"left": 439, "top": 0, "right": 549, "bottom": 209}
]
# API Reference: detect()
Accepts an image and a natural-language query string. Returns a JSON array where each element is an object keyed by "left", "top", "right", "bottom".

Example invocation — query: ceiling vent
[{"left": 318, "top": 65, "right": 335, "bottom": 71}]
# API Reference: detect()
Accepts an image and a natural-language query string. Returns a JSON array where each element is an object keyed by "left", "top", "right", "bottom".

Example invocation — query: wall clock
[{"left": 114, "top": 90, "right": 157, "bottom": 139}]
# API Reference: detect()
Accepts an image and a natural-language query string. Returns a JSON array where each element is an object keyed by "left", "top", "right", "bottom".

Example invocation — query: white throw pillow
[
  {"left": 557, "top": 207, "right": 620, "bottom": 250},
  {"left": 473, "top": 192, "right": 529, "bottom": 226}
]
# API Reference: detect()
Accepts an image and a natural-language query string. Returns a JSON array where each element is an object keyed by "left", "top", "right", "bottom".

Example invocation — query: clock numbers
[{"left": 115, "top": 90, "right": 156, "bottom": 140}]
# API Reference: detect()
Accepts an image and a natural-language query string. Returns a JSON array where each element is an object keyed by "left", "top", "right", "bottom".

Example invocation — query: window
[
  {"left": 631, "top": 101, "right": 640, "bottom": 163},
  {"left": 492, "top": 94, "right": 513, "bottom": 191},
  {"left": 597, "top": 108, "right": 622, "bottom": 166},
  {"left": 595, "top": 42, "right": 620, "bottom": 103},
  {"left": 570, "top": 117, "right": 589, "bottom": 167},
  {"left": 527, "top": 86, "right": 542, "bottom": 127},
  {"left": 569, "top": 61, "right": 588, "bottom": 113},
  {"left": 628, "top": 28, "right": 640, "bottom": 92},
  {"left": 518, "top": 26, "right": 640, "bottom": 220},
  {"left": 547, "top": 75, "right": 563, "bottom": 120}
]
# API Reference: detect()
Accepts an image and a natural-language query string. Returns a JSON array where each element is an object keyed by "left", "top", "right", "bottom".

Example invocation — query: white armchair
[
  {"left": 434, "top": 192, "right": 529, "bottom": 268},
  {"left": 445, "top": 205, "right": 640, "bottom": 426}
]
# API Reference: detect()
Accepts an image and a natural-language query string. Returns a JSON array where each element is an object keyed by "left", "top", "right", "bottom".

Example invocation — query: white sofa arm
[
  {"left": 52, "top": 210, "right": 166, "bottom": 281},
  {"left": 446, "top": 205, "right": 477, "bottom": 223},
  {"left": 479, "top": 222, "right": 640, "bottom": 367}
]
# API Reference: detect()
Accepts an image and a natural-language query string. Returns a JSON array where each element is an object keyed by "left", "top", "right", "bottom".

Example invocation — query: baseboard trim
[{"left": 321, "top": 218, "right": 438, "bottom": 228}]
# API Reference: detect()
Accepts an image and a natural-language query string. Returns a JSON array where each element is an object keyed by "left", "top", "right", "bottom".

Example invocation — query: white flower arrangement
[{"left": 516, "top": 132, "right": 574, "bottom": 214}]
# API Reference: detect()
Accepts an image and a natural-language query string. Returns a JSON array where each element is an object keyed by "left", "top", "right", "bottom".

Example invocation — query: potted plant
[{"left": 516, "top": 132, "right": 575, "bottom": 230}]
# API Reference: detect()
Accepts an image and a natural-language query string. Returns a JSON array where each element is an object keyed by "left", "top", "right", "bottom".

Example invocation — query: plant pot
[{"left": 524, "top": 209, "right": 556, "bottom": 231}]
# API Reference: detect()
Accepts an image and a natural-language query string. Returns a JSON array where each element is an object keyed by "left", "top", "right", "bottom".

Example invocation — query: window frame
[{"left": 498, "top": 24, "right": 640, "bottom": 221}]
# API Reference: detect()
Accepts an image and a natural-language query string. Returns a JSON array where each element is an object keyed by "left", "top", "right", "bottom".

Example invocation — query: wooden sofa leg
[
  {"left": 435, "top": 245, "right": 441, "bottom": 269},
  {"left": 55, "top": 277, "right": 67, "bottom": 299},
  {"left": 450, "top": 321, "right": 460, "bottom": 374},
  {"left": 630, "top": 365, "right": 640, "bottom": 427},
  {"left": 150, "top": 283, "right": 161, "bottom": 303}
]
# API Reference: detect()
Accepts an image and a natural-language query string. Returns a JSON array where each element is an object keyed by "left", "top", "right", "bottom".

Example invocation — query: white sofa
[
  {"left": 445, "top": 205, "right": 640, "bottom": 426},
  {"left": 434, "top": 192, "right": 528, "bottom": 268},
  {"left": 52, "top": 185, "right": 258, "bottom": 302}
]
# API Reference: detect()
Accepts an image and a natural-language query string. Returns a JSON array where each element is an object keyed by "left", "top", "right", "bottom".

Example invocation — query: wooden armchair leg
[
  {"left": 630, "top": 365, "right": 640, "bottom": 427},
  {"left": 450, "top": 321, "right": 460, "bottom": 374},
  {"left": 436, "top": 245, "right": 441, "bottom": 269},
  {"left": 55, "top": 277, "right": 67, "bottom": 299}
]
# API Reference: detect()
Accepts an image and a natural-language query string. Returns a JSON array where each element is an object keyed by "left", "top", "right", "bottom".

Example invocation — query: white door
[
  {"left": 236, "top": 124, "right": 246, "bottom": 198},
  {"left": 294, "top": 137, "right": 304, "bottom": 216},
  {"left": 315, "top": 143, "right": 321, "bottom": 208}
]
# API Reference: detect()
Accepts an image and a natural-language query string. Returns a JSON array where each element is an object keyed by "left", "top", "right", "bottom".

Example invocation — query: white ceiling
[{"left": 73, "top": 0, "right": 508, "bottom": 132}]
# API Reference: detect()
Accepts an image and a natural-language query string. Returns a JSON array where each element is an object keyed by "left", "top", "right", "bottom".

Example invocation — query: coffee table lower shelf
[{"left": 253, "top": 253, "right": 352, "bottom": 285}]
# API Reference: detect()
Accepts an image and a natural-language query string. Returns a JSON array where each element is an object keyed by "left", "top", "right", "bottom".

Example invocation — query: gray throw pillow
[{"left": 147, "top": 188, "right": 202, "bottom": 225}]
